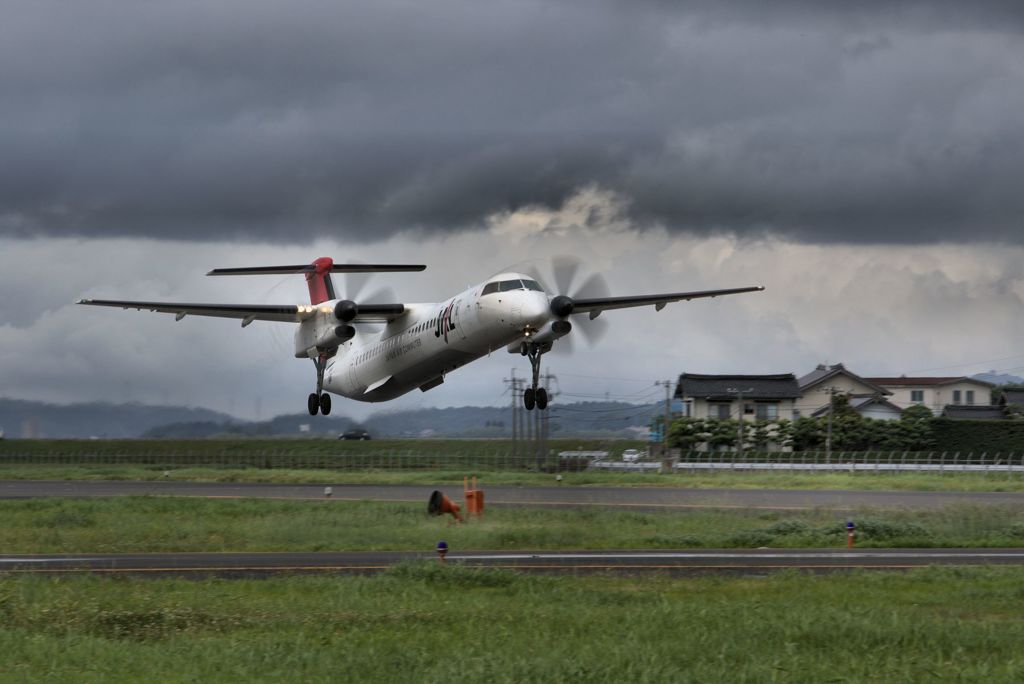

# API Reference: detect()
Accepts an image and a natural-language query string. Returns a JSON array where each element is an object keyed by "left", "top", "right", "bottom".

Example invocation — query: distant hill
[
  {"left": 0, "top": 398, "right": 235, "bottom": 439},
  {"left": 142, "top": 413, "right": 357, "bottom": 438},
  {"left": 972, "top": 372, "right": 1024, "bottom": 386},
  {"left": 145, "top": 401, "right": 659, "bottom": 439},
  {"left": 1, "top": 396, "right": 659, "bottom": 439}
]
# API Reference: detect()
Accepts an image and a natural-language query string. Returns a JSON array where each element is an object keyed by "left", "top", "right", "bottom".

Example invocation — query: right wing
[
  {"left": 77, "top": 299, "right": 407, "bottom": 325},
  {"left": 570, "top": 286, "right": 765, "bottom": 317}
]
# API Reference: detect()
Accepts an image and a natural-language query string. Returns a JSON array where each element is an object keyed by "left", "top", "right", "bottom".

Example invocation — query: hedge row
[{"left": 931, "top": 419, "right": 1024, "bottom": 453}]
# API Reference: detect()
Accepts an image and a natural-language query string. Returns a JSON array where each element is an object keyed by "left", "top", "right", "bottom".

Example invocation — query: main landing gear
[
  {"left": 307, "top": 354, "right": 332, "bottom": 416},
  {"left": 520, "top": 341, "right": 549, "bottom": 411}
]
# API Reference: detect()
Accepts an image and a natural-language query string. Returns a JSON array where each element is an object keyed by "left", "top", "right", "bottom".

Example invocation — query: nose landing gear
[
  {"left": 307, "top": 353, "right": 333, "bottom": 416},
  {"left": 522, "top": 342, "right": 550, "bottom": 411}
]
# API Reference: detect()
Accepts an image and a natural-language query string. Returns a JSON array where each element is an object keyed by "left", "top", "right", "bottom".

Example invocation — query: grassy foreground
[
  {"left": 6, "top": 463, "right": 1024, "bottom": 492},
  {"left": 3, "top": 497, "right": 1024, "bottom": 553},
  {"left": 3, "top": 566, "right": 1024, "bottom": 682}
]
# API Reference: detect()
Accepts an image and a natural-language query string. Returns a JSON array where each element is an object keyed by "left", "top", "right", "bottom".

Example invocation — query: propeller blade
[
  {"left": 576, "top": 314, "right": 611, "bottom": 346},
  {"left": 344, "top": 269, "right": 372, "bottom": 302},
  {"left": 552, "top": 255, "right": 582, "bottom": 295},
  {"left": 573, "top": 272, "right": 610, "bottom": 300},
  {"left": 523, "top": 264, "right": 552, "bottom": 293},
  {"left": 360, "top": 285, "right": 396, "bottom": 304}
]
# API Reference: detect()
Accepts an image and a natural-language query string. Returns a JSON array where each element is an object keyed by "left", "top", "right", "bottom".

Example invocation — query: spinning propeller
[{"left": 529, "top": 256, "right": 612, "bottom": 350}]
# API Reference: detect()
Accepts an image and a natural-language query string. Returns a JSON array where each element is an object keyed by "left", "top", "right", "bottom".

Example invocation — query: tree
[
  {"left": 901, "top": 404, "right": 934, "bottom": 423},
  {"left": 829, "top": 392, "right": 862, "bottom": 420},
  {"left": 791, "top": 417, "right": 826, "bottom": 451}
]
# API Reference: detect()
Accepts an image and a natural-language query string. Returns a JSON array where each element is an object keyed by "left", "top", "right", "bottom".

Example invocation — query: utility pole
[
  {"left": 536, "top": 369, "right": 557, "bottom": 471},
  {"left": 655, "top": 380, "right": 673, "bottom": 456},
  {"left": 823, "top": 385, "right": 837, "bottom": 462},
  {"left": 504, "top": 370, "right": 521, "bottom": 465},
  {"left": 727, "top": 387, "right": 754, "bottom": 458}
]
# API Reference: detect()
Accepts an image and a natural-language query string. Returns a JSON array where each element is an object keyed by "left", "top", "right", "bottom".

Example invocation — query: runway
[
  {"left": 3, "top": 479, "right": 1024, "bottom": 510},
  {"left": 3, "top": 549, "right": 1024, "bottom": 577}
]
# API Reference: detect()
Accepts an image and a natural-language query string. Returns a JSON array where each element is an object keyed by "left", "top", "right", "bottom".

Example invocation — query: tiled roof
[
  {"left": 941, "top": 405, "right": 1007, "bottom": 420},
  {"left": 866, "top": 376, "right": 995, "bottom": 388},
  {"left": 1002, "top": 389, "right": 1024, "bottom": 405},
  {"left": 810, "top": 395, "right": 903, "bottom": 417},
  {"left": 675, "top": 373, "right": 801, "bottom": 400},
  {"left": 798, "top": 363, "right": 890, "bottom": 395}
]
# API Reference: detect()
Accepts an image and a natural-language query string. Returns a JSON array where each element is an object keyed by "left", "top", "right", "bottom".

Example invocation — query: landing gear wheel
[
  {"left": 307, "top": 393, "right": 320, "bottom": 416},
  {"left": 536, "top": 387, "right": 548, "bottom": 410},
  {"left": 319, "top": 393, "right": 332, "bottom": 416},
  {"left": 523, "top": 387, "right": 536, "bottom": 411}
]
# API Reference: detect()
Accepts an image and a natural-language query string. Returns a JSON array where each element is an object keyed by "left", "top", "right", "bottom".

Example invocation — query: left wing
[
  {"left": 570, "top": 286, "right": 764, "bottom": 318},
  {"left": 77, "top": 299, "right": 407, "bottom": 325}
]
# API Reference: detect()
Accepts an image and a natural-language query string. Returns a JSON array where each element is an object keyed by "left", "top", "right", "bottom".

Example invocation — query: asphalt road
[
  {"left": 3, "top": 479, "right": 1024, "bottom": 510},
  {"left": 3, "top": 549, "right": 1024, "bottom": 577}
]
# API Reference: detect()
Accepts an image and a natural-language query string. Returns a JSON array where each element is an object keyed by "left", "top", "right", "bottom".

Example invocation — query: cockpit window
[{"left": 483, "top": 279, "right": 542, "bottom": 295}]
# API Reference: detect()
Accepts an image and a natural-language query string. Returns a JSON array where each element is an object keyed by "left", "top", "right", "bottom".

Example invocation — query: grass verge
[
  {"left": 3, "top": 497, "right": 1024, "bottom": 553},
  {"left": 2, "top": 566, "right": 1024, "bottom": 682},
  {"left": 5, "top": 462, "right": 1024, "bottom": 492}
]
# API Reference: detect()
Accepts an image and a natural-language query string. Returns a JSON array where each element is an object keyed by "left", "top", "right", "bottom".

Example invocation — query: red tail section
[{"left": 305, "top": 257, "right": 337, "bottom": 305}]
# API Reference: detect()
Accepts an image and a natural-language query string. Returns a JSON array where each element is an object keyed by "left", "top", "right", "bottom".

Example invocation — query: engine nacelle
[
  {"left": 334, "top": 299, "right": 358, "bottom": 322},
  {"left": 506, "top": 320, "right": 571, "bottom": 353},
  {"left": 315, "top": 324, "right": 356, "bottom": 348}
]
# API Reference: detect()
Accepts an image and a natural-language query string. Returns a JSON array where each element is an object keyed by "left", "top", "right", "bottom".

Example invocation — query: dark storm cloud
[{"left": 1, "top": 0, "right": 1023, "bottom": 244}]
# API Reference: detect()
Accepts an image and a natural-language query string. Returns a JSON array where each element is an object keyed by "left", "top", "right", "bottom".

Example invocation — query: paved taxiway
[
  {"left": 3, "top": 480, "right": 1024, "bottom": 510},
  {"left": 3, "top": 549, "right": 1024, "bottom": 576}
]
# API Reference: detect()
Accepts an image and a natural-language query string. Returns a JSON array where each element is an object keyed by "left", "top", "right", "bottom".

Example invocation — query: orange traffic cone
[{"left": 428, "top": 490, "right": 463, "bottom": 523}]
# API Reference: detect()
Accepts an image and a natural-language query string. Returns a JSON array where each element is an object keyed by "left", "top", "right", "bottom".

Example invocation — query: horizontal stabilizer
[{"left": 207, "top": 264, "right": 425, "bottom": 276}]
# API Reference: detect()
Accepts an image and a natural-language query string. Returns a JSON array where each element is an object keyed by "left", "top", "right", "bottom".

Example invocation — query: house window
[
  {"left": 755, "top": 403, "right": 778, "bottom": 420},
  {"left": 744, "top": 403, "right": 755, "bottom": 415},
  {"left": 792, "top": 409, "right": 801, "bottom": 419},
  {"left": 710, "top": 403, "right": 731, "bottom": 419},
  {"left": 966, "top": 390, "right": 975, "bottom": 405},
  {"left": 953, "top": 390, "right": 962, "bottom": 405},
  {"left": 911, "top": 390, "right": 924, "bottom": 403}
]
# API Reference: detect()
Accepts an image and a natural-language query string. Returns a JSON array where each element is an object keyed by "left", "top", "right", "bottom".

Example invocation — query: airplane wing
[
  {"left": 569, "top": 286, "right": 764, "bottom": 318},
  {"left": 76, "top": 299, "right": 407, "bottom": 325}
]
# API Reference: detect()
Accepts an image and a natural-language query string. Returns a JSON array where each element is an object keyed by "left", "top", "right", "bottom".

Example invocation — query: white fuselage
[{"left": 297, "top": 273, "right": 550, "bottom": 402}]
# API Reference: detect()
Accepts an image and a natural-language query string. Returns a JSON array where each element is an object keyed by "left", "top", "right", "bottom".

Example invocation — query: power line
[
  {"left": 556, "top": 371, "right": 663, "bottom": 384},
  {"left": 903, "top": 353, "right": 1024, "bottom": 375}
]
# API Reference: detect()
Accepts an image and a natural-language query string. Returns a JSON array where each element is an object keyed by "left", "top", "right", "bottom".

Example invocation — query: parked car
[
  {"left": 621, "top": 448, "right": 643, "bottom": 462},
  {"left": 339, "top": 429, "right": 372, "bottom": 440}
]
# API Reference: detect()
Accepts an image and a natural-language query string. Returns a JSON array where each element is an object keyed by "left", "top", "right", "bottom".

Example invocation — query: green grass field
[
  {"left": 5, "top": 462, "right": 1024, "bottom": 493},
  {"left": 3, "top": 566, "right": 1024, "bottom": 682},
  {"left": 3, "top": 497, "right": 1024, "bottom": 554}
]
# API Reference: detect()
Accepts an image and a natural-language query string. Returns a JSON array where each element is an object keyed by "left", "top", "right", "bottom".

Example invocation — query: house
[
  {"left": 865, "top": 376, "right": 996, "bottom": 415},
  {"left": 798, "top": 363, "right": 899, "bottom": 420},
  {"left": 674, "top": 373, "right": 802, "bottom": 421},
  {"left": 811, "top": 395, "right": 904, "bottom": 421}
]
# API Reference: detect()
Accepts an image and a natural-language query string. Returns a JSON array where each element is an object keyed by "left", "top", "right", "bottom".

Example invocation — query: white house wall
[{"left": 879, "top": 381, "right": 994, "bottom": 415}]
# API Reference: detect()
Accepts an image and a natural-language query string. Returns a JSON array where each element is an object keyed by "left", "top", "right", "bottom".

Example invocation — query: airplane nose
[{"left": 523, "top": 294, "right": 549, "bottom": 326}]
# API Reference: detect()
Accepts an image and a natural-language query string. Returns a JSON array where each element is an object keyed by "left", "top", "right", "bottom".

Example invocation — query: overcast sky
[{"left": 2, "top": 0, "right": 1023, "bottom": 420}]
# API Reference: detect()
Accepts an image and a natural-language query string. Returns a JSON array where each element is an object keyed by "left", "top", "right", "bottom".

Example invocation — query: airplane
[{"left": 78, "top": 257, "right": 764, "bottom": 416}]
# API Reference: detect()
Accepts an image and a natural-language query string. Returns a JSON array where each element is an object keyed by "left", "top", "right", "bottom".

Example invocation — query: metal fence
[
  {"left": 595, "top": 451, "right": 1024, "bottom": 474},
  {"left": 0, "top": 448, "right": 1022, "bottom": 475}
]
